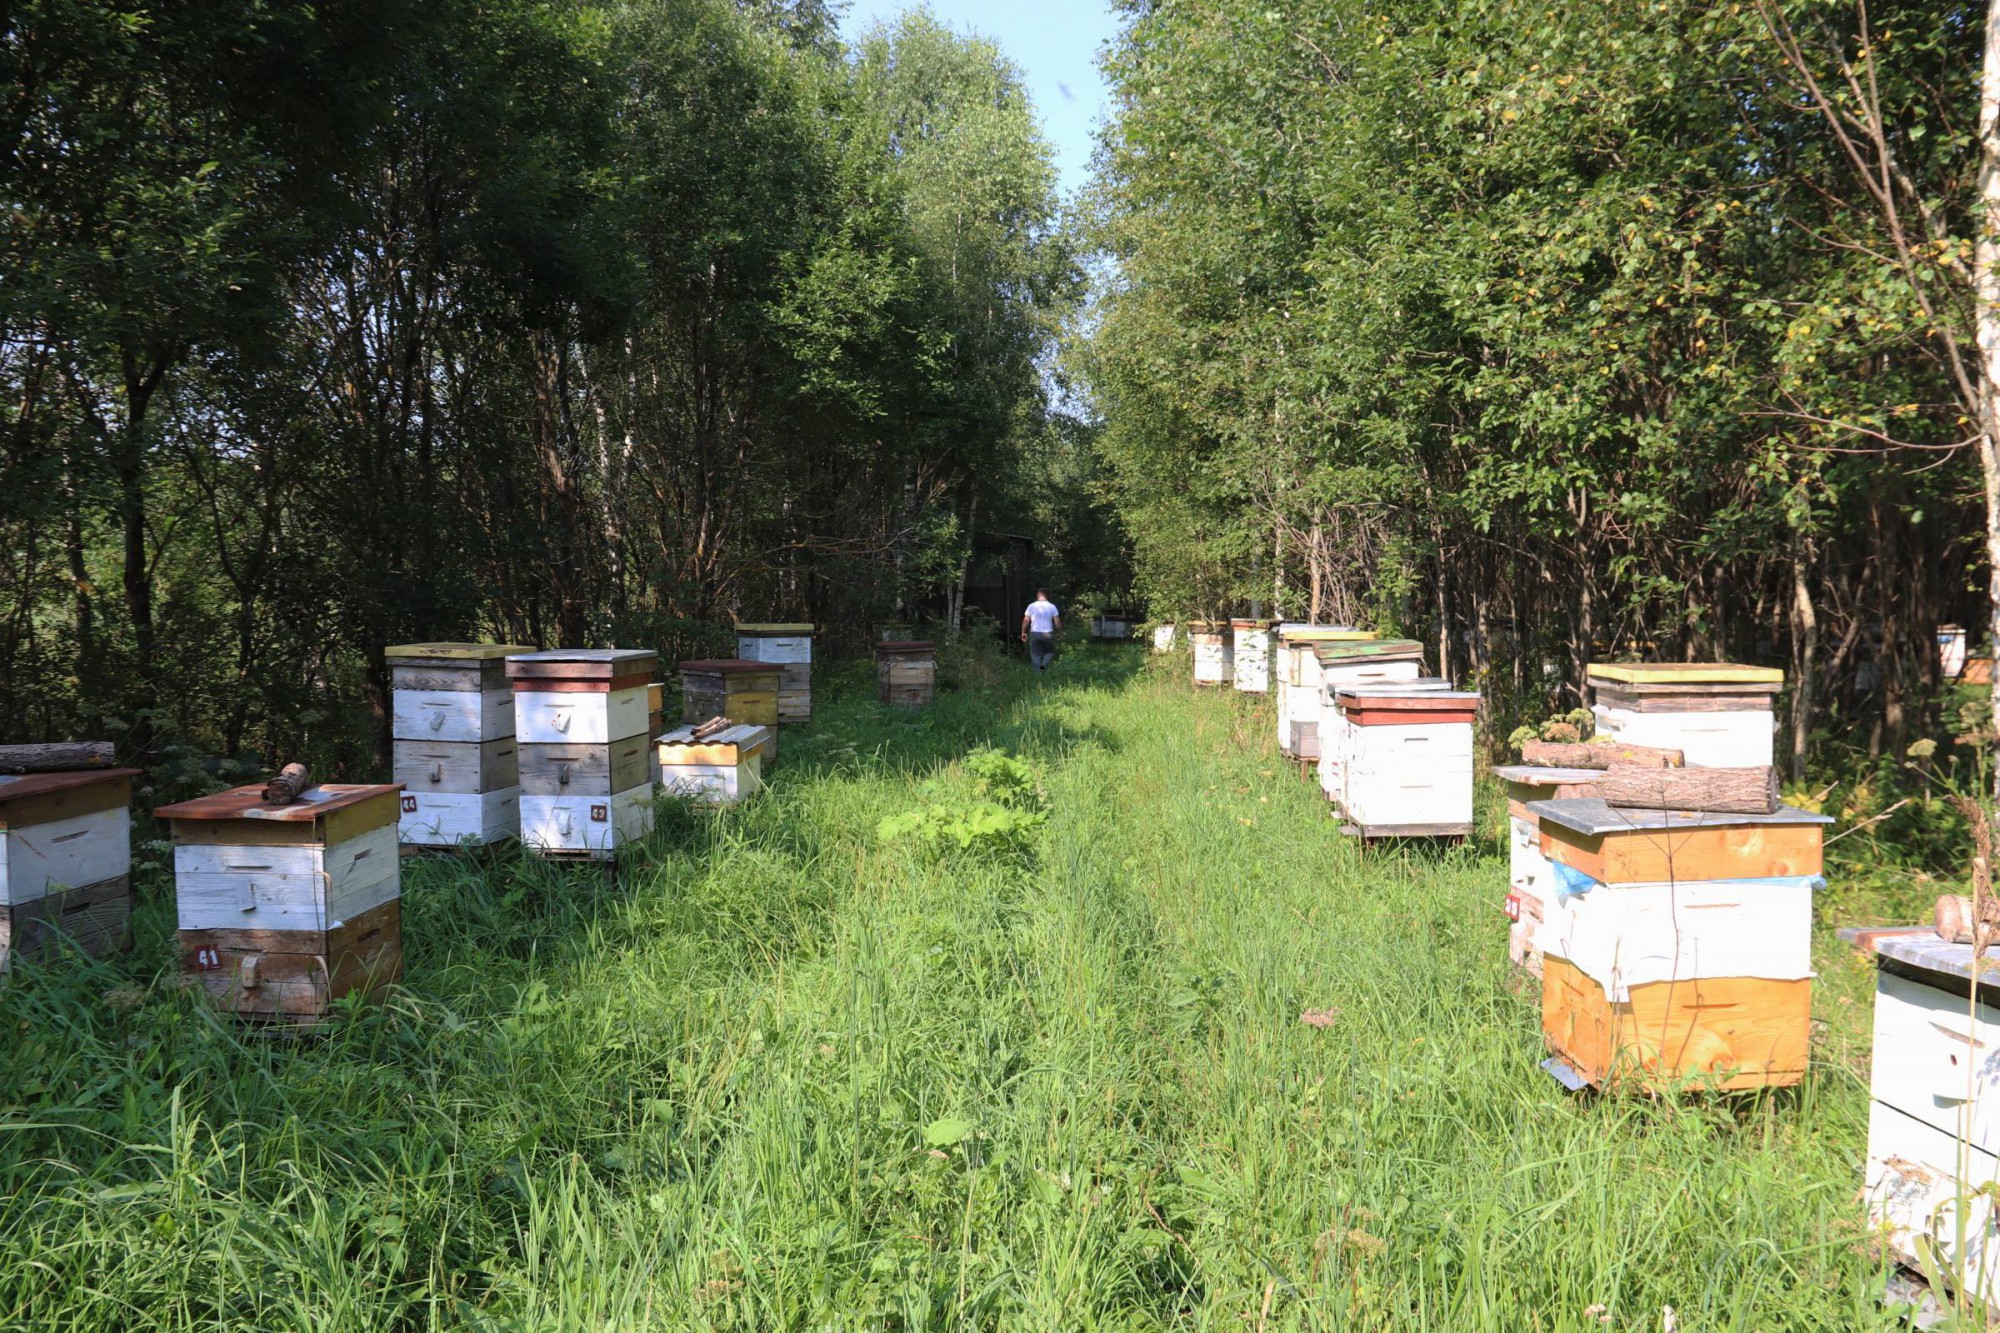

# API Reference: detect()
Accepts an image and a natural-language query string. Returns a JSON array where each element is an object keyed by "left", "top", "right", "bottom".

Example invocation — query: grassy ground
[{"left": 0, "top": 646, "right": 1905, "bottom": 1330}]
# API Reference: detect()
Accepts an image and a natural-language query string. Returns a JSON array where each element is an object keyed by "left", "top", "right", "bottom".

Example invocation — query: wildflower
[
  {"left": 1300, "top": 1008, "right": 1340, "bottom": 1028},
  {"left": 1906, "top": 738, "right": 1938, "bottom": 760}
]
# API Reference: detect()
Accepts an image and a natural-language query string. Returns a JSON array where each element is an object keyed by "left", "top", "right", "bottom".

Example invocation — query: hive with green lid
[{"left": 1585, "top": 662, "right": 1783, "bottom": 769}]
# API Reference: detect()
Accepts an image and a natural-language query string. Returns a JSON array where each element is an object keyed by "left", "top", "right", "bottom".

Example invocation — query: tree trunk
[
  {"left": 1789, "top": 534, "right": 1818, "bottom": 785},
  {"left": 1980, "top": 0, "right": 2000, "bottom": 798},
  {"left": 1595, "top": 764, "right": 1781, "bottom": 815},
  {"left": 0, "top": 742, "right": 117, "bottom": 773}
]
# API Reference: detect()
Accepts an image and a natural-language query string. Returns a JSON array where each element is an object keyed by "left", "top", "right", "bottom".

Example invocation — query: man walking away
[{"left": 1021, "top": 589, "right": 1061, "bottom": 673}]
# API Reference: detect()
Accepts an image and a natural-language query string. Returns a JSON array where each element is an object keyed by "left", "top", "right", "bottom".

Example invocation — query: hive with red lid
[
  {"left": 0, "top": 766, "right": 140, "bottom": 971},
  {"left": 508, "top": 649, "right": 660, "bottom": 859},
  {"left": 1332, "top": 686, "right": 1478, "bottom": 839},
  {"left": 156, "top": 782, "right": 404, "bottom": 1022}
]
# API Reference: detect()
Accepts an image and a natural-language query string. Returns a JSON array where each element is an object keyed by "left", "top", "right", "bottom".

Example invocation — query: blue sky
[{"left": 838, "top": 0, "right": 1120, "bottom": 201}]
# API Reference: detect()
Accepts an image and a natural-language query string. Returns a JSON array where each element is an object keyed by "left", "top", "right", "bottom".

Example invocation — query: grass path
[{"left": 0, "top": 649, "right": 1892, "bottom": 1330}]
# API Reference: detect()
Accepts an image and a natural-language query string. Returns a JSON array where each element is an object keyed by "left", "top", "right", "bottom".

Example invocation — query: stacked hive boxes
[
  {"left": 1231, "top": 619, "right": 1276, "bottom": 694},
  {"left": 1189, "top": 622, "right": 1233, "bottom": 687},
  {"left": 876, "top": 641, "right": 937, "bottom": 707},
  {"left": 0, "top": 767, "right": 138, "bottom": 971},
  {"left": 1532, "top": 798, "right": 1828, "bottom": 1090},
  {"left": 1333, "top": 686, "right": 1479, "bottom": 838},
  {"left": 159, "top": 783, "right": 404, "bottom": 1022},
  {"left": 736, "top": 623, "right": 814, "bottom": 723},
  {"left": 657, "top": 723, "right": 776, "bottom": 803},
  {"left": 1274, "top": 629, "right": 1374, "bottom": 760},
  {"left": 1315, "top": 649, "right": 1437, "bottom": 808},
  {"left": 1492, "top": 765, "right": 1605, "bottom": 975},
  {"left": 681, "top": 659, "right": 783, "bottom": 731},
  {"left": 509, "top": 649, "right": 659, "bottom": 860},
  {"left": 1861, "top": 932, "right": 2000, "bottom": 1306},
  {"left": 388, "top": 642, "right": 531, "bottom": 849},
  {"left": 1587, "top": 663, "right": 1781, "bottom": 768}
]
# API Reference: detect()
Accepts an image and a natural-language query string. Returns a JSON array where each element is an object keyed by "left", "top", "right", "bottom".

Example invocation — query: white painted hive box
[{"left": 0, "top": 769, "right": 137, "bottom": 907}]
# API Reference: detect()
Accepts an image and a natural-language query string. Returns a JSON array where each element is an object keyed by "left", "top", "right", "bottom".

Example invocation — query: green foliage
[
  {"left": 877, "top": 745, "right": 1048, "bottom": 858},
  {"left": 0, "top": 650, "right": 1909, "bottom": 1327}
]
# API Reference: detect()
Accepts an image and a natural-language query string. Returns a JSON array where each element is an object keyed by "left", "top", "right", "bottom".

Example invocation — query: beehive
[
  {"left": 157, "top": 783, "right": 403, "bottom": 1021},
  {"left": 657, "top": 723, "right": 775, "bottom": 803},
  {"left": 1492, "top": 765, "right": 1606, "bottom": 976},
  {"left": 1231, "top": 619, "right": 1277, "bottom": 695},
  {"left": 680, "top": 659, "right": 782, "bottom": 729},
  {"left": 1274, "top": 628, "right": 1366, "bottom": 756},
  {"left": 647, "top": 681, "right": 666, "bottom": 752},
  {"left": 1272, "top": 628, "right": 1374, "bottom": 759},
  {"left": 0, "top": 767, "right": 139, "bottom": 971},
  {"left": 1586, "top": 663, "right": 1782, "bottom": 769},
  {"left": 1334, "top": 687, "right": 1478, "bottom": 838},
  {"left": 876, "top": 641, "right": 936, "bottom": 708},
  {"left": 1151, "top": 623, "right": 1177, "bottom": 653},
  {"left": 1531, "top": 797, "right": 1829, "bottom": 1091},
  {"left": 388, "top": 642, "right": 533, "bottom": 849},
  {"left": 1859, "top": 931, "right": 2000, "bottom": 1308},
  {"left": 736, "top": 622, "right": 814, "bottom": 723},
  {"left": 1092, "top": 613, "right": 1134, "bottom": 642},
  {"left": 508, "top": 649, "right": 660, "bottom": 860},
  {"left": 1189, "top": 622, "right": 1233, "bottom": 687},
  {"left": 1318, "top": 676, "right": 1451, "bottom": 807}
]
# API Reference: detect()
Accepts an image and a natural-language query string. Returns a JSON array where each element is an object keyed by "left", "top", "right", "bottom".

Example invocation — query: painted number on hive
[
  {"left": 402, "top": 796, "right": 418, "bottom": 813},
  {"left": 194, "top": 948, "right": 222, "bottom": 970},
  {"left": 591, "top": 803, "right": 609, "bottom": 822}
]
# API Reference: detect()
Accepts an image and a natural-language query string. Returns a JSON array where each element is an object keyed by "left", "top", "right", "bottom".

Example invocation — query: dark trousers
[{"left": 1028, "top": 633, "right": 1056, "bottom": 672}]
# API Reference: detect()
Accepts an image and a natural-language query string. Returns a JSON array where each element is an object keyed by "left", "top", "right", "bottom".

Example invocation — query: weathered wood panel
[
  {"left": 517, "top": 736, "right": 653, "bottom": 796},
  {"left": 0, "top": 805, "right": 130, "bottom": 906},
  {"left": 391, "top": 738, "right": 518, "bottom": 792},
  {"left": 173, "top": 824, "right": 399, "bottom": 932},
  {"left": 389, "top": 659, "right": 510, "bottom": 693},
  {"left": 180, "top": 898, "right": 402, "bottom": 1018},
  {"left": 0, "top": 874, "right": 131, "bottom": 971}
]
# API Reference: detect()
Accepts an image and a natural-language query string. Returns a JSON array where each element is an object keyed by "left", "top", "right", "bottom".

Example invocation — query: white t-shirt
[{"left": 1025, "top": 600, "right": 1060, "bottom": 633}]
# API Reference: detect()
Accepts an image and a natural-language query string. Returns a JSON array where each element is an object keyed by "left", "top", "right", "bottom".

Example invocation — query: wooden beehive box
[
  {"left": 388, "top": 642, "right": 532, "bottom": 849},
  {"left": 156, "top": 783, "right": 403, "bottom": 1021},
  {"left": 1859, "top": 931, "right": 2000, "bottom": 1309},
  {"left": 876, "top": 641, "right": 936, "bottom": 708},
  {"left": 1189, "top": 621, "right": 1233, "bottom": 686},
  {"left": 1273, "top": 628, "right": 1373, "bottom": 759},
  {"left": 1531, "top": 797, "right": 1829, "bottom": 1092},
  {"left": 1492, "top": 765, "right": 1606, "bottom": 976},
  {"left": 0, "top": 767, "right": 139, "bottom": 971},
  {"left": 657, "top": 723, "right": 775, "bottom": 803},
  {"left": 1092, "top": 613, "right": 1134, "bottom": 642},
  {"left": 1318, "top": 676, "right": 1450, "bottom": 808},
  {"left": 1230, "top": 619, "right": 1277, "bottom": 695},
  {"left": 736, "top": 623, "right": 814, "bottom": 723},
  {"left": 647, "top": 681, "right": 666, "bottom": 752},
  {"left": 1586, "top": 663, "right": 1782, "bottom": 769},
  {"left": 1151, "top": 623, "right": 1177, "bottom": 653},
  {"left": 509, "top": 649, "right": 660, "bottom": 860},
  {"left": 680, "top": 659, "right": 782, "bottom": 729},
  {"left": 1334, "top": 688, "right": 1478, "bottom": 838}
]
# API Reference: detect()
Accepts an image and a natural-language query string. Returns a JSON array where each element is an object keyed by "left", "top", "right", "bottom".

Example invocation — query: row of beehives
[{"left": 1178, "top": 622, "right": 1991, "bottom": 1306}]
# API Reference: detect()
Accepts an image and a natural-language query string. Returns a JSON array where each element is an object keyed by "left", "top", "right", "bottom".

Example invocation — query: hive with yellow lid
[
  {"left": 387, "top": 641, "right": 535, "bottom": 849},
  {"left": 1273, "top": 627, "right": 1376, "bottom": 761},
  {"left": 1585, "top": 662, "right": 1783, "bottom": 769},
  {"left": 735, "top": 622, "right": 815, "bottom": 723}
]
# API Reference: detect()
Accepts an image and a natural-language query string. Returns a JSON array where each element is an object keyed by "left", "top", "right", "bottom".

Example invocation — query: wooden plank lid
[
  {"left": 1526, "top": 796, "right": 1829, "bottom": 836},
  {"left": 659, "top": 722, "right": 772, "bottom": 748},
  {"left": 154, "top": 782, "right": 402, "bottom": 823},
  {"left": 1587, "top": 662, "right": 1783, "bottom": 686},
  {"left": 506, "top": 648, "right": 659, "bottom": 680},
  {"left": 875, "top": 641, "right": 936, "bottom": 654},
  {"left": 1315, "top": 638, "right": 1424, "bottom": 664},
  {"left": 679, "top": 658, "right": 783, "bottom": 675},
  {"left": 386, "top": 642, "right": 534, "bottom": 661},
  {"left": 1277, "top": 625, "right": 1372, "bottom": 643},
  {"left": 1865, "top": 931, "right": 2000, "bottom": 990},
  {"left": 1229, "top": 618, "right": 1276, "bottom": 630},
  {"left": 0, "top": 767, "right": 142, "bottom": 805},
  {"left": 735, "top": 622, "right": 814, "bottom": 634}
]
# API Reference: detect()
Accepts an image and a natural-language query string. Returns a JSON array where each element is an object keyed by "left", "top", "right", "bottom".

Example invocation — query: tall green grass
[{"left": 0, "top": 647, "right": 1896, "bottom": 1329}]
